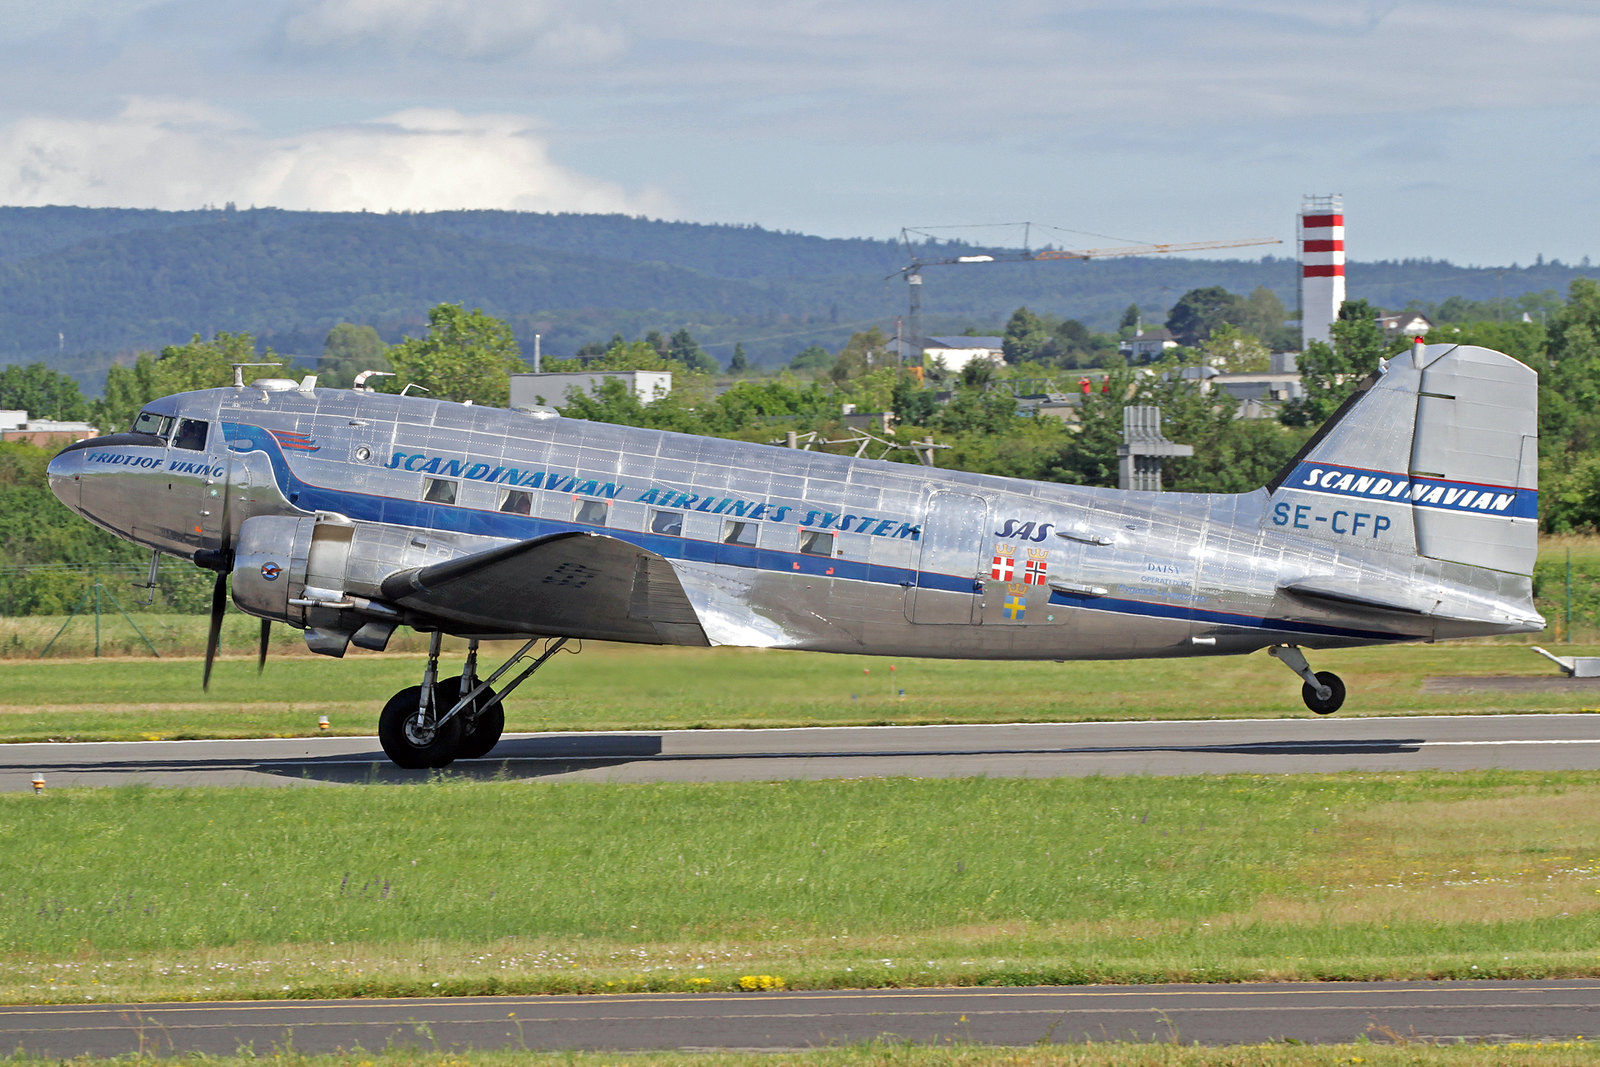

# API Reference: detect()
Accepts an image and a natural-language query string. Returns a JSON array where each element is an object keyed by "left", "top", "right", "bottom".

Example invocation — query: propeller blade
[
  {"left": 203, "top": 571, "right": 226, "bottom": 691},
  {"left": 202, "top": 423, "right": 241, "bottom": 692},
  {"left": 258, "top": 618, "right": 271, "bottom": 673}
]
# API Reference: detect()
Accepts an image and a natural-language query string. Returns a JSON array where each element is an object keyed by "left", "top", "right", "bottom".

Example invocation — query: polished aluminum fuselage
[{"left": 48, "top": 372, "right": 1541, "bottom": 661}]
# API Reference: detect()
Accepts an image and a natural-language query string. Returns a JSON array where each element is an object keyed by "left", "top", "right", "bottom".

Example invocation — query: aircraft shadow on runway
[{"left": 42, "top": 734, "right": 1425, "bottom": 785}]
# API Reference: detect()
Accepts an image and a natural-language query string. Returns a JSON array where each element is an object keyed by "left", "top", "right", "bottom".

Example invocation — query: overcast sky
[{"left": 0, "top": 0, "right": 1594, "bottom": 266}]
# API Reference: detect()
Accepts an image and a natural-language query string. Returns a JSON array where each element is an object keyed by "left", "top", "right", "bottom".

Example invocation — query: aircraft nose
[{"left": 47, "top": 443, "right": 83, "bottom": 512}]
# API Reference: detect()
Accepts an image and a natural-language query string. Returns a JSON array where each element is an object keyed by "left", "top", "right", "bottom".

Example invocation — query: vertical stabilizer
[{"left": 1267, "top": 343, "right": 1538, "bottom": 577}]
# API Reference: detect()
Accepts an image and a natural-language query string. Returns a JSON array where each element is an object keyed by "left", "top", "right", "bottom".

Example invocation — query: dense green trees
[
  {"left": 1278, "top": 299, "right": 1394, "bottom": 427},
  {"left": 1164, "top": 285, "right": 1293, "bottom": 350},
  {"left": 0, "top": 442, "right": 211, "bottom": 615},
  {"left": 1166, "top": 286, "right": 1246, "bottom": 346},
  {"left": 385, "top": 304, "right": 527, "bottom": 407},
  {"left": 667, "top": 328, "right": 720, "bottom": 373},
  {"left": 0, "top": 364, "right": 89, "bottom": 422},
  {"left": 318, "top": 324, "right": 390, "bottom": 389},
  {"left": 94, "top": 333, "right": 286, "bottom": 435},
  {"left": 1001, "top": 307, "right": 1110, "bottom": 367},
  {"left": 1536, "top": 279, "right": 1600, "bottom": 532}
]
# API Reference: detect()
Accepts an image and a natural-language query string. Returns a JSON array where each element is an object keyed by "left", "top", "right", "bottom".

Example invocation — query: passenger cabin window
[
  {"left": 649, "top": 509, "right": 683, "bottom": 536},
  {"left": 131, "top": 411, "right": 175, "bottom": 438},
  {"left": 722, "top": 520, "right": 759, "bottom": 547},
  {"left": 172, "top": 419, "right": 208, "bottom": 451},
  {"left": 799, "top": 530, "right": 834, "bottom": 556},
  {"left": 423, "top": 478, "right": 457, "bottom": 505},
  {"left": 574, "top": 499, "right": 609, "bottom": 525},
  {"left": 498, "top": 489, "right": 532, "bottom": 515}
]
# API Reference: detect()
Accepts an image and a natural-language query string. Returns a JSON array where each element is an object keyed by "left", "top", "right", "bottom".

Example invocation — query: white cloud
[{"left": 0, "top": 101, "right": 670, "bottom": 215}]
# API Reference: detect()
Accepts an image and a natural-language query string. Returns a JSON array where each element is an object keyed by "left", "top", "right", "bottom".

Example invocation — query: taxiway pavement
[
  {"left": 5, "top": 981, "right": 1600, "bottom": 1056},
  {"left": 4, "top": 713, "right": 1600, "bottom": 791}
]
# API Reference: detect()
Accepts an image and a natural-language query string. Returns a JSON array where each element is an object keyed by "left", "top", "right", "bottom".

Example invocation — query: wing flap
[{"left": 381, "top": 531, "right": 709, "bottom": 645}]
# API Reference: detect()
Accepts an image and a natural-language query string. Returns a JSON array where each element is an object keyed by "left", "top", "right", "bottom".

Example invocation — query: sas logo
[
  {"left": 260, "top": 562, "right": 282, "bottom": 581},
  {"left": 993, "top": 519, "right": 1054, "bottom": 542}
]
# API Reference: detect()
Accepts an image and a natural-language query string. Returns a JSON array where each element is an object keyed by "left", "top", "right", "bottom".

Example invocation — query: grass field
[{"left": 5, "top": 771, "right": 1600, "bottom": 1004}]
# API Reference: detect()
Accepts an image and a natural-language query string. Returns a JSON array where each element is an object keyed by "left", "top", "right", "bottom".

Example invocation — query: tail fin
[{"left": 1267, "top": 342, "right": 1538, "bottom": 576}]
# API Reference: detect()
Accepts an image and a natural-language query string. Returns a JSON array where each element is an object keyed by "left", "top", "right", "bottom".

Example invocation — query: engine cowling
[
  {"left": 231, "top": 514, "right": 315, "bottom": 625},
  {"left": 232, "top": 512, "right": 395, "bottom": 655}
]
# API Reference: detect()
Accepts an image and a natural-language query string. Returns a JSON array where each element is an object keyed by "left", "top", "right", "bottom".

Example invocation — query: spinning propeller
[{"left": 197, "top": 436, "right": 271, "bottom": 689}]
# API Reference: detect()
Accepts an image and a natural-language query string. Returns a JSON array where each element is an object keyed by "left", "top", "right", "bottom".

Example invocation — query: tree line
[{"left": 3, "top": 280, "right": 1600, "bottom": 614}]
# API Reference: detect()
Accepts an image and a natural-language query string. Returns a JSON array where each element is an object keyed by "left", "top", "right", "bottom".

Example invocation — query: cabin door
[{"left": 905, "top": 491, "right": 989, "bottom": 624}]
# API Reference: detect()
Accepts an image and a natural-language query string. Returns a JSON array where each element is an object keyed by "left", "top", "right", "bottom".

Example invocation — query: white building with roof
[
  {"left": 921, "top": 336, "right": 1004, "bottom": 373},
  {"left": 0, "top": 410, "right": 97, "bottom": 446}
]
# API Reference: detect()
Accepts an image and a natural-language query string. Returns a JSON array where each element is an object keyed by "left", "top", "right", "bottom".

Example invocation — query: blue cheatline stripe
[
  {"left": 1280, "top": 461, "right": 1537, "bottom": 520},
  {"left": 226, "top": 423, "right": 1409, "bottom": 643}
]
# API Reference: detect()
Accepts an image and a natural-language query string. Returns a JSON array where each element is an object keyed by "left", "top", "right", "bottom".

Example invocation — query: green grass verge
[
  {"left": 4, "top": 1042, "right": 1599, "bottom": 1067},
  {"left": 3, "top": 641, "right": 1600, "bottom": 743},
  {"left": 6, "top": 771, "right": 1600, "bottom": 1004}
]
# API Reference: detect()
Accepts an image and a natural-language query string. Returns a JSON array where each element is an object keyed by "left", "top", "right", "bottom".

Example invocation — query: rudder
[{"left": 1267, "top": 342, "right": 1538, "bottom": 576}]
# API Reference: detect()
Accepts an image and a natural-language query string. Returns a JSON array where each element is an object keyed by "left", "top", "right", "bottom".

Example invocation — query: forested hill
[{"left": 1, "top": 206, "right": 1593, "bottom": 389}]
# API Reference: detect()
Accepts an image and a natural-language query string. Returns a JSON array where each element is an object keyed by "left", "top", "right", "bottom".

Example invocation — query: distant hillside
[{"left": 0, "top": 206, "right": 1592, "bottom": 391}]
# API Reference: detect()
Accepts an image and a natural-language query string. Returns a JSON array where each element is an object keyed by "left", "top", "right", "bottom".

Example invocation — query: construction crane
[{"left": 890, "top": 226, "right": 1282, "bottom": 355}]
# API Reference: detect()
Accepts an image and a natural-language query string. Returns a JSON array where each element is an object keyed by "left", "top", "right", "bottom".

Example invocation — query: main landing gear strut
[
  {"left": 1269, "top": 644, "right": 1345, "bottom": 715},
  {"left": 378, "top": 633, "right": 573, "bottom": 769}
]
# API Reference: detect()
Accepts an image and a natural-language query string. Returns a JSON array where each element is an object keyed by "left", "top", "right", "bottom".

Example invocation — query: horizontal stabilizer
[
  {"left": 1279, "top": 576, "right": 1539, "bottom": 630},
  {"left": 1278, "top": 577, "right": 1438, "bottom": 616},
  {"left": 381, "top": 531, "right": 709, "bottom": 645}
]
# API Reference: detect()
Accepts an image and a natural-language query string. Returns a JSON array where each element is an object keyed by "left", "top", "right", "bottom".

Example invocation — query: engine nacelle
[{"left": 232, "top": 512, "right": 396, "bottom": 656}]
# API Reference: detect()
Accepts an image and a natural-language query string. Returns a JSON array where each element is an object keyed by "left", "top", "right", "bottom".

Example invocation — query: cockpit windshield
[{"left": 131, "top": 410, "right": 176, "bottom": 438}]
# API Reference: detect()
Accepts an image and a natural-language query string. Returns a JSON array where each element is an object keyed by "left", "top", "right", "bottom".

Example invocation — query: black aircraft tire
[
  {"left": 378, "top": 685, "right": 463, "bottom": 769},
  {"left": 442, "top": 676, "right": 505, "bottom": 760},
  {"left": 1301, "top": 671, "right": 1346, "bottom": 715}
]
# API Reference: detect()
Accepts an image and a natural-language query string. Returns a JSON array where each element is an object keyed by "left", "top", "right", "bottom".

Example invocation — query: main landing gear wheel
[
  {"left": 440, "top": 675, "right": 504, "bottom": 760},
  {"left": 1301, "top": 671, "right": 1346, "bottom": 715},
  {"left": 374, "top": 632, "right": 572, "bottom": 770},
  {"left": 378, "top": 685, "right": 463, "bottom": 769}
]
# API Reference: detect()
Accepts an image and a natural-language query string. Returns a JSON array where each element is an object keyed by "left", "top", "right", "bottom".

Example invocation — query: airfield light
[
  {"left": 31, "top": 774, "right": 44, "bottom": 794},
  {"left": 318, "top": 716, "right": 331, "bottom": 730}
]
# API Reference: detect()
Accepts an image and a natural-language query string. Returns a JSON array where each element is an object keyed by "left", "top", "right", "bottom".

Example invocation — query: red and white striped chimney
[{"left": 1299, "top": 194, "right": 1345, "bottom": 348}]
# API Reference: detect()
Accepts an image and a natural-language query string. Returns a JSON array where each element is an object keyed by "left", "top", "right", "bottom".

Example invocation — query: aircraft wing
[{"left": 379, "top": 531, "right": 710, "bottom": 645}]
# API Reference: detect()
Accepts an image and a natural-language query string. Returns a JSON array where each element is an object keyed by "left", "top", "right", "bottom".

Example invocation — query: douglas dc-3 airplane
[{"left": 47, "top": 340, "right": 1542, "bottom": 768}]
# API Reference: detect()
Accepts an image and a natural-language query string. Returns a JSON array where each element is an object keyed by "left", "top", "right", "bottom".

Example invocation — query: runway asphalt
[
  {"left": 5, "top": 712, "right": 1600, "bottom": 791},
  {"left": 6, "top": 981, "right": 1600, "bottom": 1056}
]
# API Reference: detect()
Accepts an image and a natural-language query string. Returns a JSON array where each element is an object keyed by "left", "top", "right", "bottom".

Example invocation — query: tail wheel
[
  {"left": 439, "top": 675, "right": 505, "bottom": 760},
  {"left": 1301, "top": 671, "right": 1346, "bottom": 715},
  {"left": 378, "top": 684, "right": 463, "bottom": 769}
]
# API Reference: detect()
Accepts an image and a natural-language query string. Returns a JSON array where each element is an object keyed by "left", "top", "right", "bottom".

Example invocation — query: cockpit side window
[
  {"left": 131, "top": 411, "right": 176, "bottom": 438},
  {"left": 173, "top": 419, "right": 209, "bottom": 451}
]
